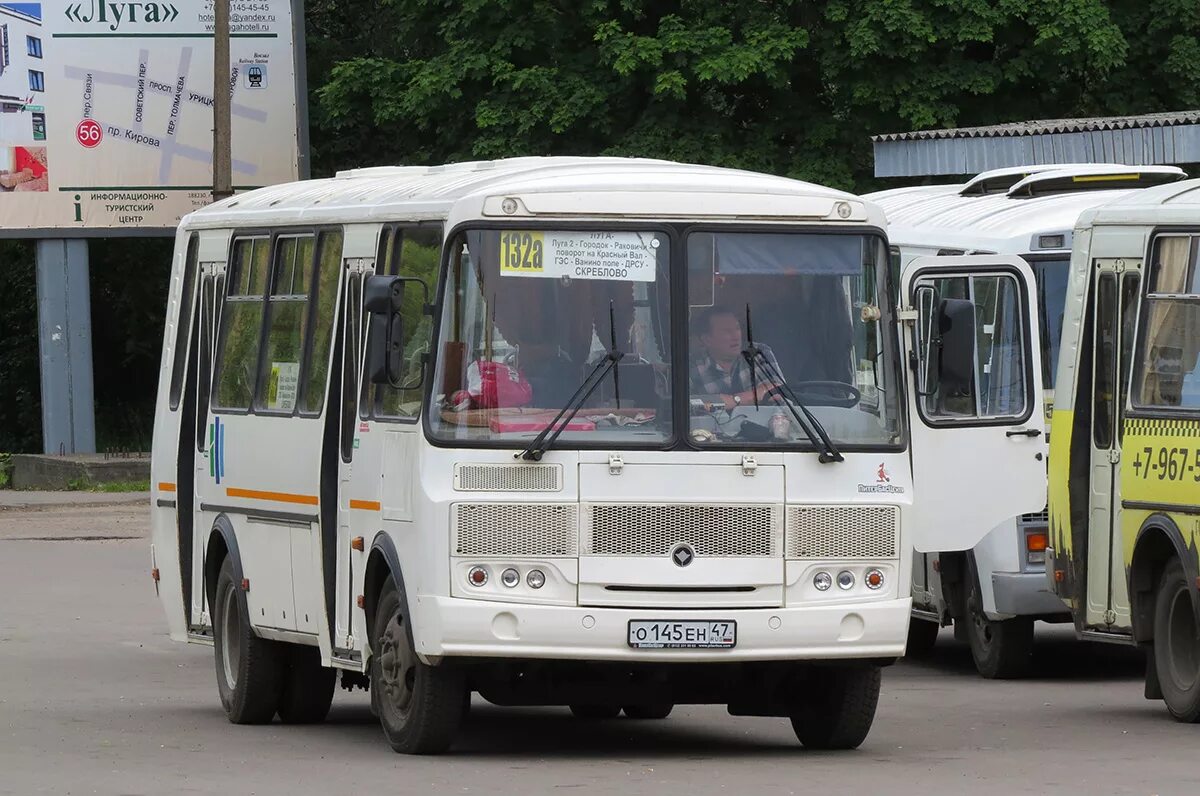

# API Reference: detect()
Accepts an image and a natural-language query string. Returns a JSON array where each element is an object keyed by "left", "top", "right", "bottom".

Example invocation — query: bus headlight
[
  {"left": 813, "top": 571, "right": 833, "bottom": 591},
  {"left": 500, "top": 568, "right": 520, "bottom": 588},
  {"left": 527, "top": 569, "right": 546, "bottom": 589},
  {"left": 836, "top": 571, "right": 855, "bottom": 590}
]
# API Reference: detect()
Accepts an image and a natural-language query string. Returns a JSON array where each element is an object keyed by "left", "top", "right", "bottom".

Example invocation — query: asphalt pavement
[{"left": 0, "top": 501, "right": 1194, "bottom": 795}]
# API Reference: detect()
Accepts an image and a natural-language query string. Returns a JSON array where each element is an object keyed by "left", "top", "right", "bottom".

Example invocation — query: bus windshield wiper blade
[
  {"left": 743, "top": 347, "right": 843, "bottom": 463},
  {"left": 519, "top": 302, "right": 625, "bottom": 462},
  {"left": 741, "top": 304, "right": 843, "bottom": 464}
]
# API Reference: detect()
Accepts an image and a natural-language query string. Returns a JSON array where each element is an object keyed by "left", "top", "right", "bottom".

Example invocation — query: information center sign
[{"left": 0, "top": 0, "right": 302, "bottom": 234}]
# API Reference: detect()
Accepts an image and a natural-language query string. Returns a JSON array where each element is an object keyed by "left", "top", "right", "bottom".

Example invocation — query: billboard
[{"left": 0, "top": 0, "right": 303, "bottom": 235}]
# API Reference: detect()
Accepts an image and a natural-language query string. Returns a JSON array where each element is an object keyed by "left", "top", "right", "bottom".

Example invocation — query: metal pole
[
  {"left": 35, "top": 239, "right": 96, "bottom": 454},
  {"left": 291, "top": 0, "right": 311, "bottom": 180},
  {"left": 212, "top": 0, "right": 232, "bottom": 201}
]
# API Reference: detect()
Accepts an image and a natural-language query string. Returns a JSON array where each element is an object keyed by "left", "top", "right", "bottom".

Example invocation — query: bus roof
[
  {"left": 181, "top": 157, "right": 884, "bottom": 230},
  {"left": 867, "top": 177, "right": 1186, "bottom": 254},
  {"left": 1080, "top": 177, "right": 1200, "bottom": 227}
]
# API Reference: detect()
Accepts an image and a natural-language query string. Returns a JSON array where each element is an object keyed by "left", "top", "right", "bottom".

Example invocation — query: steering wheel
[{"left": 763, "top": 380, "right": 861, "bottom": 409}]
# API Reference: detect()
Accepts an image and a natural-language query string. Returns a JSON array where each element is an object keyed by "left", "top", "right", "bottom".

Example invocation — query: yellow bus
[{"left": 1047, "top": 177, "right": 1200, "bottom": 720}]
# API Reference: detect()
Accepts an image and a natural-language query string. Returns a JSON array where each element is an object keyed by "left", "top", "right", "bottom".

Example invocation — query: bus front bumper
[{"left": 412, "top": 595, "right": 911, "bottom": 663}]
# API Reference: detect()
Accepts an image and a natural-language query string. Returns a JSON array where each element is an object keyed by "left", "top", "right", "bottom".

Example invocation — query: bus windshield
[
  {"left": 429, "top": 229, "right": 674, "bottom": 445},
  {"left": 686, "top": 231, "right": 901, "bottom": 448},
  {"left": 1026, "top": 258, "right": 1069, "bottom": 388}
]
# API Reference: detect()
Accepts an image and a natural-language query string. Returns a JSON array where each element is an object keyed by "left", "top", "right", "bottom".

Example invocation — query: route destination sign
[{"left": 0, "top": 0, "right": 302, "bottom": 233}]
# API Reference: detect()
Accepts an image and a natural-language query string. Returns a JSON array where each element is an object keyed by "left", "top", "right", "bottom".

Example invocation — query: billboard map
[{"left": 0, "top": 0, "right": 301, "bottom": 234}]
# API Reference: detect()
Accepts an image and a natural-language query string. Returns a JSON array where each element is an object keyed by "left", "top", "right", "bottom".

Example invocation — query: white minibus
[{"left": 150, "top": 157, "right": 1046, "bottom": 753}]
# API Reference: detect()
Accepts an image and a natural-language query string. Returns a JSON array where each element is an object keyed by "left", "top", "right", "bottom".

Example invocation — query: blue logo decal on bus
[{"left": 209, "top": 417, "right": 225, "bottom": 484}]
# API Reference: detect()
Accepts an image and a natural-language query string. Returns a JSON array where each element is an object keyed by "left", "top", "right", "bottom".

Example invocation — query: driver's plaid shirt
[{"left": 690, "top": 344, "right": 783, "bottom": 396}]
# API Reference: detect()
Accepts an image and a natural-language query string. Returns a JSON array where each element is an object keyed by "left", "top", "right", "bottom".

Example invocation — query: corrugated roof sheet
[{"left": 873, "top": 110, "right": 1200, "bottom": 142}]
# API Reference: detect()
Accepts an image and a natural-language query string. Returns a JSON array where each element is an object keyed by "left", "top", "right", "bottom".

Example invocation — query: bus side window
[
  {"left": 1135, "top": 236, "right": 1200, "bottom": 409},
  {"left": 1092, "top": 273, "right": 1117, "bottom": 449},
  {"left": 213, "top": 237, "right": 271, "bottom": 411},
  {"left": 369, "top": 224, "right": 441, "bottom": 421},
  {"left": 168, "top": 235, "right": 199, "bottom": 411},
  {"left": 256, "top": 234, "right": 316, "bottom": 414},
  {"left": 915, "top": 273, "right": 1030, "bottom": 423},
  {"left": 196, "top": 269, "right": 222, "bottom": 451},
  {"left": 300, "top": 230, "right": 344, "bottom": 414},
  {"left": 340, "top": 272, "right": 364, "bottom": 462}
]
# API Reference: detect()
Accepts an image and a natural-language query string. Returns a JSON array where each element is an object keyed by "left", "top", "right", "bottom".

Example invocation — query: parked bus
[
  {"left": 1046, "top": 177, "right": 1200, "bottom": 720},
  {"left": 149, "top": 157, "right": 1047, "bottom": 753},
  {"left": 867, "top": 164, "right": 1187, "bottom": 677}
]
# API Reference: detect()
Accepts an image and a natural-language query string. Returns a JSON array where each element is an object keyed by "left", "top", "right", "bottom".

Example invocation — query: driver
[{"left": 690, "top": 305, "right": 783, "bottom": 411}]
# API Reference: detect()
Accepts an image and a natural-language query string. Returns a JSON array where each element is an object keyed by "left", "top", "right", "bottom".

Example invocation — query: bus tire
[
  {"left": 789, "top": 665, "right": 880, "bottom": 750},
  {"left": 569, "top": 704, "right": 621, "bottom": 719},
  {"left": 905, "top": 618, "right": 940, "bottom": 658},
  {"left": 623, "top": 703, "right": 673, "bottom": 720},
  {"left": 277, "top": 646, "right": 336, "bottom": 724},
  {"left": 212, "top": 556, "right": 283, "bottom": 724},
  {"left": 370, "top": 579, "right": 466, "bottom": 754},
  {"left": 1153, "top": 558, "right": 1200, "bottom": 722},
  {"left": 964, "top": 558, "right": 1033, "bottom": 679}
]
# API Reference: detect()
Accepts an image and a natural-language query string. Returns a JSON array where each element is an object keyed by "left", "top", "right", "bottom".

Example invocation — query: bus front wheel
[
  {"left": 964, "top": 557, "right": 1033, "bottom": 679},
  {"left": 370, "top": 579, "right": 467, "bottom": 754},
  {"left": 1153, "top": 558, "right": 1200, "bottom": 722},
  {"left": 212, "top": 556, "right": 283, "bottom": 724},
  {"left": 789, "top": 665, "right": 880, "bottom": 750}
]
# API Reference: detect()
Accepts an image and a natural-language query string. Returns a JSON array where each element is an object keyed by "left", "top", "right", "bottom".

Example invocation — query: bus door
[
  {"left": 333, "top": 224, "right": 440, "bottom": 658},
  {"left": 900, "top": 255, "right": 1048, "bottom": 554},
  {"left": 161, "top": 235, "right": 199, "bottom": 631},
  {"left": 191, "top": 249, "right": 225, "bottom": 630},
  {"left": 1086, "top": 259, "right": 1142, "bottom": 630},
  {"left": 332, "top": 254, "right": 367, "bottom": 658}
]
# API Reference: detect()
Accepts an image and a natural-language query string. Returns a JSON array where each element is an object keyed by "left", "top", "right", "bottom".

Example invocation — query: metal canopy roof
[{"left": 872, "top": 110, "right": 1200, "bottom": 178}]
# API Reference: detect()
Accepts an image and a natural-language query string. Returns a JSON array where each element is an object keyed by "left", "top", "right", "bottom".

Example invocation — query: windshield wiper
[
  {"left": 741, "top": 304, "right": 844, "bottom": 464},
  {"left": 519, "top": 302, "right": 625, "bottom": 461}
]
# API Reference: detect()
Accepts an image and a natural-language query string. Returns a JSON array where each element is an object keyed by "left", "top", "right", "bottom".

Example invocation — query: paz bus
[
  {"left": 1045, "top": 176, "right": 1200, "bottom": 720},
  {"left": 867, "top": 164, "right": 1188, "bottom": 678},
  {"left": 149, "top": 157, "right": 1047, "bottom": 753}
]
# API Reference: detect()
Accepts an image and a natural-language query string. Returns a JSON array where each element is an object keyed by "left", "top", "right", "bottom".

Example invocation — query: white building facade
[{"left": 0, "top": 3, "right": 45, "bottom": 145}]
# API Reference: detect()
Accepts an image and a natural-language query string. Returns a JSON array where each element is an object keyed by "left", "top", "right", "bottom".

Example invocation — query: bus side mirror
[
  {"left": 935, "top": 297, "right": 975, "bottom": 395},
  {"left": 364, "top": 275, "right": 428, "bottom": 387}
]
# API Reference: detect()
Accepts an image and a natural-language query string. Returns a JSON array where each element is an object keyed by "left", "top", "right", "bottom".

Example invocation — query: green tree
[{"left": 309, "top": 0, "right": 1200, "bottom": 191}]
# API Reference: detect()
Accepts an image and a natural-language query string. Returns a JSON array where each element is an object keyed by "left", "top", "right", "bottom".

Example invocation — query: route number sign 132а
[{"left": 498, "top": 230, "right": 659, "bottom": 282}]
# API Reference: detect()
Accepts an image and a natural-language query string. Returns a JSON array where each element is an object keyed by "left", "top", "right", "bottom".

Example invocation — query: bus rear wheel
[
  {"left": 212, "top": 557, "right": 283, "bottom": 724},
  {"left": 370, "top": 579, "right": 467, "bottom": 754},
  {"left": 1153, "top": 558, "right": 1200, "bottom": 722},
  {"left": 905, "top": 618, "right": 940, "bottom": 658},
  {"left": 277, "top": 646, "right": 336, "bottom": 724},
  {"left": 789, "top": 665, "right": 880, "bottom": 750}
]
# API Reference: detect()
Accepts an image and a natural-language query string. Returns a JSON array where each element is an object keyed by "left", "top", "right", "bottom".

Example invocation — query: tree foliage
[{"left": 311, "top": 0, "right": 1200, "bottom": 190}]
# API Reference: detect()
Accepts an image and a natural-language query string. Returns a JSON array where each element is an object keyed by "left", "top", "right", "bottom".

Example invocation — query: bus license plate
[{"left": 627, "top": 620, "right": 736, "bottom": 649}]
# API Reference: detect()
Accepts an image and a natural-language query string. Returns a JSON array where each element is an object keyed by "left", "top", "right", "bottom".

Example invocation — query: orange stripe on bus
[
  {"left": 349, "top": 500, "right": 381, "bottom": 511},
  {"left": 225, "top": 487, "right": 319, "bottom": 506},
  {"left": 158, "top": 482, "right": 177, "bottom": 493}
]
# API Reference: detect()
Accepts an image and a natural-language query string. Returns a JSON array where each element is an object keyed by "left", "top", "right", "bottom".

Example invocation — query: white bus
[
  {"left": 149, "top": 157, "right": 1047, "bottom": 754},
  {"left": 867, "top": 164, "right": 1187, "bottom": 677}
]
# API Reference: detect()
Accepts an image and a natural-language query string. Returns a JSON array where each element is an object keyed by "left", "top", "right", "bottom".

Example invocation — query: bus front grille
[
  {"left": 785, "top": 505, "right": 899, "bottom": 559},
  {"left": 453, "top": 503, "right": 578, "bottom": 557},
  {"left": 582, "top": 503, "right": 781, "bottom": 558}
]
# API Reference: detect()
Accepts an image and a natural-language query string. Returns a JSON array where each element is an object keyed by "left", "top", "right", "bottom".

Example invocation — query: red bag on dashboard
[{"left": 465, "top": 360, "right": 533, "bottom": 409}]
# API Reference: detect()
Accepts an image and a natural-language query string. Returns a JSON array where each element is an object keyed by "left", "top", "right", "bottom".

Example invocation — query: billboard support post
[
  {"left": 35, "top": 239, "right": 96, "bottom": 455},
  {"left": 213, "top": 0, "right": 233, "bottom": 201}
]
